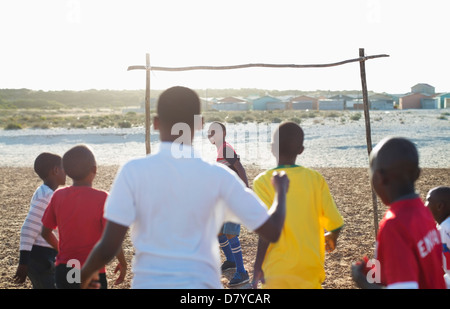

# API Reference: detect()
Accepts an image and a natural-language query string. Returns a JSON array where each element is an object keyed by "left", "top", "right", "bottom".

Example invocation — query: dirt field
[{"left": 1, "top": 165, "right": 448, "bottom": 289}]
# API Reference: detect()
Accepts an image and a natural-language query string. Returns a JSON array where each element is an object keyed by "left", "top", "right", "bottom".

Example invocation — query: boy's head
[
  {"left": 207, "top": 122, "right": 226, "bottom": 145},
  {"left": 63, "top": 144, "right": 97, "bottom": 182},
  {"left": 271, "top": 122, "right": 304, "bottom": 162},
  {"left": 369, "top": 137, "right": 420, "bottom": 205},
  {"left": 34, "top": 152, "right": 65, "bottom": 185},
  {"left": 426, "top": 186, "right": 450, "bottom": 225},
  {"left": 154, "top": 86, "right": 202, "bottom": 142}
]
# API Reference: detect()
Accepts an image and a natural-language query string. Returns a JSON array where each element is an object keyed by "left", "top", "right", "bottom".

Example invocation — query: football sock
[
  {"left": 229, "top": 236, "right": 246, "bottom": 273},
  {"left": 218, "top": 235, "right": 234, "bottom": 262}
]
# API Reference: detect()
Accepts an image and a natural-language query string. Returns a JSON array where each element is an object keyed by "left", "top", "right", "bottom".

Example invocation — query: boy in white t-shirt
[
  {"left": 14, "top": 152, "right": 66, "bottom": 288},
  {"left": 426, "top": 186, "right": 450, "bottom": 288},
  {"left": 80, "top": 86, "right": 289, "bottom": 289}
]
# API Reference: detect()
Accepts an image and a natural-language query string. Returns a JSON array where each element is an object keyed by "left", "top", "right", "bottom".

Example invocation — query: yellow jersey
[{"left": 253, "top": 165, "right": 344, "bottom": 289}]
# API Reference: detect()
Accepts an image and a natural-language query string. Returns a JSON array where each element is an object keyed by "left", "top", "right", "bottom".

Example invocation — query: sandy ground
[{"left": 1, "top": 164, "right": 448, "bottom": 289}]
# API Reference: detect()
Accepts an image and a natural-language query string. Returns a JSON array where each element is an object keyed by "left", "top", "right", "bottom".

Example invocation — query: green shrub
[
  {"left": 205, "top": 115, "right": 224, "bottom": 123},
  {"left": 324, "top": 111, "right": 340, "bottom": 118},
  {"left": 32, "top": 123, "right": 50, "bottom": 129},
  {"left": 350, "top": 113, "right": 361, "bottom": 121},
  {"left": 5, "top": 123, "right": 22, "bottom": 130},
  {"left": 231, "top": 115, "right": 244, "bottom": 123},
  {"left": 71, "top": 123, "right": 86, "bottom": 129},
  {"left": 271, "top": 117, "right": 282, "bottom": 123},
  {"left": 118, "top": 121, "right": 132, "bottom": 128},
  {"left": 289, "top": 117, "right": 301, "bottom": 124}
]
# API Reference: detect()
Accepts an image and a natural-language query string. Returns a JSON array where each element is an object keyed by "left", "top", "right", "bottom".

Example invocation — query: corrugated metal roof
[{"left": 217, "top": 97, "right": 247, "bottom": 103}]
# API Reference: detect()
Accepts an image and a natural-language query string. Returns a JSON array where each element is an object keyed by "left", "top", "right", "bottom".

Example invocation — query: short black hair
[
  {"left": 430, "top": 186, "right": 450, "bottom": 203},
  {"left": 273, "top": 122, "right": 304, "bottom": 157},
  {"left": 34, "top": 152, "right": 62, "bottom": 180},
  {"left": 63, "top": 145, "right": 96, "bottom": 181},
  {"left": 157, "top": 86, "right": 201, "bottom": 128},
  {"left": 209, "top": 121, "right": 226, "bottom": 136},
  {"left": 370, "top": 137, "right": 419, "bottom": 170},
  {"left": 370, "top": 137, "right": 420, "bottom": 183}
]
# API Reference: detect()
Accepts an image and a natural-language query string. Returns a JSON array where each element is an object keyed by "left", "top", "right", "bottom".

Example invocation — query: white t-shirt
[
  {"left": 20, "top": 184, "right": 55, "bottom": 251},
  {"left": 104, "top": 142, "right": 270, "bottom": 289},
  {"left": 438, "top": 216, "right": 450, "bottom": 289}
]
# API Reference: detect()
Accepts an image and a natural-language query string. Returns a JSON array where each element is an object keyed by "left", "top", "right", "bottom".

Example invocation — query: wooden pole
[
  {"left": 359, "top": 48, "right": 379, "bottom": 237},
  {"left": 127, "top": 53, "right": 152, "bottom": 154},
  {"left": 145, "top": 53, "right": 151, "bottom": 155},
  {"left": 149, "top": 54, "right": 389, "bottom": 72}
]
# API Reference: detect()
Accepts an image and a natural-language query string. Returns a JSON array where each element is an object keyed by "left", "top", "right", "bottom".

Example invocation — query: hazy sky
[{"left": 1, "top": 0, "right": 449, "bottom": 94}]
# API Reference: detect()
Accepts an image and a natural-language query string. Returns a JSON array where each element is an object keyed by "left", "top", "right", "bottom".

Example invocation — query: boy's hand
[
  {"left": 351, "top": 256, "right": 382, "bottom": 289},
  {"left": 324, "top": 231, "right": 337, "bottom": 253},
  {"left": 80, "top": 271, "right": 101, "bottom": 289},
  {"left": 114, "top": 262, "right": 127, "bottom": 285},
  {"left": 351, "top": 260, "right": 368, "bottom": 288},
  {"left": 271, "top": 171, "right": 289, "bottom": 193},
  {"left": 13, "top": 265, "right": 28, "bottom": 284},
  {"left": 252, "top": 266, "right": 265, "bottom": 289}
]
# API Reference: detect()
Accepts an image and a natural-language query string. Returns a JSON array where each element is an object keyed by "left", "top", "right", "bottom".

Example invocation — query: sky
[{"left": 1, "top": 0, "right": 449, "bottom": 94}]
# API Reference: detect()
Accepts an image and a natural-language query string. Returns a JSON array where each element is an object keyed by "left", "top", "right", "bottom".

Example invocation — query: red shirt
[
  {"left": 42, "top": 186, "right": 107, "bottom": 272},
  {"left": 216, "top": 142, "right": 239, "bottom": 174},
  {"left": 376, "top": 197, "right": 445, "bottom": 288}
]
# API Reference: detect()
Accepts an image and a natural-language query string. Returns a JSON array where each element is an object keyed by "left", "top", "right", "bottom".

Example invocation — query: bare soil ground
[{"left": 1, "top": 165, "right": 448, "bottom": 289}]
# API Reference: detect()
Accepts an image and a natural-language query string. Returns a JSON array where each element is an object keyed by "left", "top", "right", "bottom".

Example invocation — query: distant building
[
  {"left": 252, "top": 95, "right": 284, "bottom": 110},
  {"left": 289, "top": 95, "right": 318, "bottom": 110},
  {"left": 399, "top": 93, "right": 432, "bottom": 109},
  {"left": 421, "top": 98, "right": 440, "bottom": 109},
  {"left": 368, "top": 93, "right": 394, "bottom": 110},
  {"left": 318, "top": 99, "right": 344, "bottom": 110},
  {"left": 266, "top": 101, "right": 287, "bottom": 110},
  {"left": 328, "top": 94, "right": 354, "bottom": 101},
  {"left": 433, "top": 93, "right": 450, "bottom": 108},
  {"left": 211, "top": 97, "right": 250, "bottom": 111},
  {"left": 328, "top": 94, "right": 354, "bottom": 110},
  {"left": 411, "top": 83, "right": 435, "bottom": 95}
]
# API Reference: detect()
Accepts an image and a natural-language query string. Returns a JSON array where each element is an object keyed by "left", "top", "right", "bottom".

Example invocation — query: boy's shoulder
[
  {"left": 53, "top": 186, "right": 107, "bottom": 197},
  {"left": 34, "top": 183, "right": 54, "bottom": 197},
  {"left": 255, "top": 165, "right": 323, "bottom": 180},
  {"left": 439, "top": 216, "right": 450, "bottom": 233},
  {"left": 88, "top": 187, "right": 109, "bottom": 196},
  {"left": 254, "top": 166, "right": 327, "bottom": 192}
]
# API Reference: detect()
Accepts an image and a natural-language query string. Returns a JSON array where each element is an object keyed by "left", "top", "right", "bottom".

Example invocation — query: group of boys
[
  {"left": 14, "top": 86, "right": 449, "bottom": 289},
  {"left": 14, "top": 145, "right": 127, "bottom": 289}
]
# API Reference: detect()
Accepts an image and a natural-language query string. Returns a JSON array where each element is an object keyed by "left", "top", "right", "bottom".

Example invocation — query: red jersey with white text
[
  {"left": 375, "top": 197, "right": 445, "bottom": 288},
  {"left": 42, "top": 186, "right": 107, "bottom": 273}
]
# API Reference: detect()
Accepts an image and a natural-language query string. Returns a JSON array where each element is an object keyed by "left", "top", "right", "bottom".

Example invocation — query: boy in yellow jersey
[{"left": 252, "top": 122, "right": 344, "bottom": 289}]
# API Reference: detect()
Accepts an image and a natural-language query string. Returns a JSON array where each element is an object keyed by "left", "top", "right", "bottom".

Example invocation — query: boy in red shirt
[
  {"left": 351, "top": 137, "right": 445, "bottom": 289},
  {"left": 208, "top": 121, "right": 250, "bottom": 286},
  {"left": 41, "top": 144, "right": 127, "bottom": 289}
]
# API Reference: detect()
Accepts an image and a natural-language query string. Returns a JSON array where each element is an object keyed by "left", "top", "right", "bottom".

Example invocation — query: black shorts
[{"left": 55, "top": 264, "right": 107, "bottom": 289}]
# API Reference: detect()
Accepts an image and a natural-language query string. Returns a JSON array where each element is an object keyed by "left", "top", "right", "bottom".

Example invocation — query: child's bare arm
[
  {"left": 41, "top": 226, "right": 58, "bottom": 251},
  {"left": 113, "top": 246, "right": 127, "bottom": 285},
  {"left": 252, "top": 236, "right": 270, "bottom": 288},
  {"left": 233, "top": 160, "right": 249, "bottom": 187},
  {"left": 80, "top": 220, "right": 128, "bottom": 289}
]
